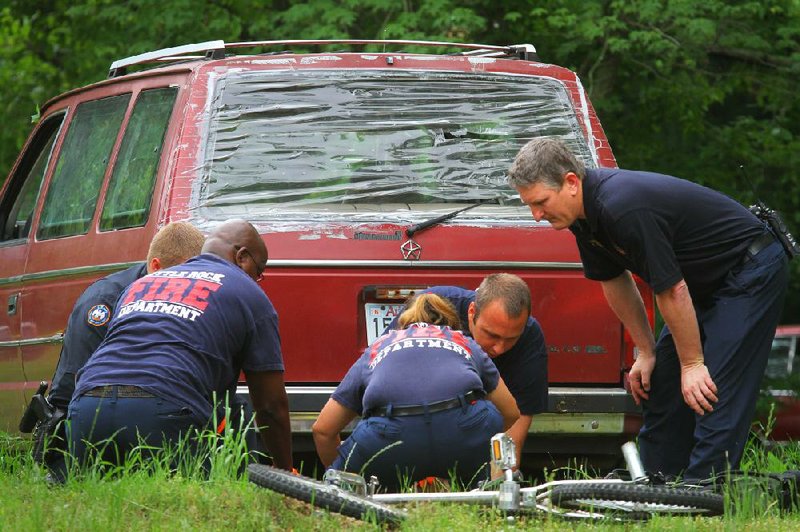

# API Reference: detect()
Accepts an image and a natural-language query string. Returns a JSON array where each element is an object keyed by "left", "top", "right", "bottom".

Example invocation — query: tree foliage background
[{"left": 2, "top": 0, "right": 799, "bottom": 320}]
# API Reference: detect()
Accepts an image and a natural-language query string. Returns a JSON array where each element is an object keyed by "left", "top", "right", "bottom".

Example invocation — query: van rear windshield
[{"left": 195, "top": 70, "right": 595, "bottom": 225}]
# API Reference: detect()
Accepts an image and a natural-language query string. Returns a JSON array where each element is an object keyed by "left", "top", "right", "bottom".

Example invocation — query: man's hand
[
  {"left": 681, "top": 362, "right": 718, "bottom": 415},
  {"left": 246, "top": 370, "right": 293, "bottom": 470},
  {"left": 600, "top": 274, "right": 658, "bottom": 406},
  {"left": 628, "top": 351, "right": 656, "bottom": 405}
]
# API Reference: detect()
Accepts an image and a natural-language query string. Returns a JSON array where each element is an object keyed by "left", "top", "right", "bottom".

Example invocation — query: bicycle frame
[
  {"left": 371, "top": 434, "right": 637, "bottom": 518},
  {"left": 374, "top": 478, "right": 633, "bottom": 518},
  {"left": 247, "top": 435, "right": 725, "bottom": 524}
]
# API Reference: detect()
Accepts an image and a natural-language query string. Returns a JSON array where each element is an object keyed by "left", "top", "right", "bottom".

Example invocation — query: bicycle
[{"left": 247, "top": 434, "right": 725, "bottom": 525}]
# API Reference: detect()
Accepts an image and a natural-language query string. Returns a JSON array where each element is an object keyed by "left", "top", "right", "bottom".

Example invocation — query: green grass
[
  {"left": 0, "top": 428, "right": 371, "bottom": 531},
  {"left": 3, "top": 420, "right": 800, "bottom": 531}
]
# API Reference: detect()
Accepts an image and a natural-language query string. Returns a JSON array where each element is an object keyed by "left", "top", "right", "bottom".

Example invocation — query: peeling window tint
[
  {"left": 195, "top": 70, "right": 594, "bottom": 224},
  {"left": 100, "top": 87, "right": 178, "bottom": 231},
  {"left": 37, "top": 94, "right": 130, "bottom": 240}
]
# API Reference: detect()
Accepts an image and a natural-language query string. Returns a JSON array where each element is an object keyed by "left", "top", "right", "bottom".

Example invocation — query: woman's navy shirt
[{"left": 332, "top": 323, "right": 500, "bottom": 415}]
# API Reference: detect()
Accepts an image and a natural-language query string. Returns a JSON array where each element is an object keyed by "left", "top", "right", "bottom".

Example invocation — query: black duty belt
[
  {"left": 84, "top": 385, "right": 155, "bottom": 398},
  {"left": 740, "top": 231, "right": 776, "bottom": 266},
  {"left": 365, "top": 390, "right": 483, "bottom": 418}
]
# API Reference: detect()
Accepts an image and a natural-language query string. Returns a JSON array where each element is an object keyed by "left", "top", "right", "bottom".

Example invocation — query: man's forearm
[
  {"left": 255, "top": 408, "right": 293, "bottom": 470},
  {"left": 601, "top": 272, "right": 655, "bottom": 353},
  {"left": 656, "top": 280, "right": 717, "bottom": 415},
  {"left": 507, "top": 415, "right": 532, "bottom": 468},
  {"left": 655, "top": 280, "right": 703, "bottom": 367}
]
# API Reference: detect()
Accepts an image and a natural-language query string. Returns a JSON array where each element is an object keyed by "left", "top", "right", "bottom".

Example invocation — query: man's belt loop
[{"left": 457, "top": 393, "right": 468, "bottom": 411}]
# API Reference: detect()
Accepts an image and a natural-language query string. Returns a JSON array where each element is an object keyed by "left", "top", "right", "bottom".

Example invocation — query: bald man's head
[{"left": 202, "top": 219, "right": 267, "bottom": 282}]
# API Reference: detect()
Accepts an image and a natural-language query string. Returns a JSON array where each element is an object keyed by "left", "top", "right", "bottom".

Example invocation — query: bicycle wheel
[
  {"left": 247, "top": 464, "right": 405, "bottom": 524},
  {"left": 550, "top": 483, "right": 724, "bottom": 517}
]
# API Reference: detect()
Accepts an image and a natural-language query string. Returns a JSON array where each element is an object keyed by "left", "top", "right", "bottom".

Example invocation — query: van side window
[
  {"left": 37, "top": 94, "right": 130, "bottom": 240},
  {"left": 0, "top": 113, "right": 65, "bottom": 243},
  {"left": 100, "top": 87, "right": 178, "bottom": 231}
]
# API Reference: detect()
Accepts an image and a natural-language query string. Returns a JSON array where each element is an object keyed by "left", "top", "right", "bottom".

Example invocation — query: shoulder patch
[{"left": 87, "top": 304, "right": 111, "bottom": 326}]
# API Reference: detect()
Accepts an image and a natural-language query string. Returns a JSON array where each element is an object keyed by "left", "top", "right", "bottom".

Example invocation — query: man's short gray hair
[
  {"left": 474, "top": 273, "right": 531, "bottom": 321},
  {"left": 508, "top": 137, "right": 586, "bottom": 190}
]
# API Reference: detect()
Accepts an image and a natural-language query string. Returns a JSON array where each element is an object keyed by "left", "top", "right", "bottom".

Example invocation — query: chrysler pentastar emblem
[{"left": 401, "top": 239, "right": 422, "bottom": 260}]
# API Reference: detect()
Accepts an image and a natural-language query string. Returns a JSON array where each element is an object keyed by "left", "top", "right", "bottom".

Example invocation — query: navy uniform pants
[
  {"left": 67, "top": 389, "right": 203, "bottom": 469},
  {"left": 332, "top": 398, "right": 503, "bottom": 488},
  {"left": 639, "top": 239, "right": 789, "bottom": 481}
]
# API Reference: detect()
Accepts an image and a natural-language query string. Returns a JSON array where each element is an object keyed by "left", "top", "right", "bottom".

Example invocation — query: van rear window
[{"left": 195, "top": 70, "right": 594, "bottom": 225}]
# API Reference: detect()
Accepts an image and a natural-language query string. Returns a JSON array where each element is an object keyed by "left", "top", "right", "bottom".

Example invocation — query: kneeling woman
[{"left": 312, "top": 293, "right": 519, "bottom": 487}]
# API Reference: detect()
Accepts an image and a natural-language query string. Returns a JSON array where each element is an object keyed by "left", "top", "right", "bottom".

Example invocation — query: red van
[
  {"left": 763, "top": 325, "right": 800, "bottom": 441},
  {"left": 0, "top": 40, "right": 649, "bottom": 463}
]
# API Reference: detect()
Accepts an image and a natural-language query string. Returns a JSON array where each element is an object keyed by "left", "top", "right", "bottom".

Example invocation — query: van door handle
[{"left": 7, "top": 293, "right": 18, "bottom": 315}]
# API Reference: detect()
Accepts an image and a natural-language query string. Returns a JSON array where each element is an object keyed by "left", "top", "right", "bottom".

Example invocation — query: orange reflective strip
[{"left": 492, "top": 439, "right": 502, "bottom": 460}]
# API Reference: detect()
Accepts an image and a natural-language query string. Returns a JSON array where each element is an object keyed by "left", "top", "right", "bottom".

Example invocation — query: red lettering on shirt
[
  {"left": 179, "top": 279, "right": 221, "bottom": 311},
  {"left": 407, "top": 324, "right": 447, "bottom": 340},
  {"left": 368, "top": 329, "right": 400, "bottom": 360},
  {"left": 449, "top": 329, "right": 472, "bottom": 352},
  {"left": 139, "top": 277, "right": 170, "bottom": 301},
  {"left": 156, "top": 278, "right": 193, "bottom": 304},
  {"left": 120, "top": 278, "right": 150, "bottom": 306}
]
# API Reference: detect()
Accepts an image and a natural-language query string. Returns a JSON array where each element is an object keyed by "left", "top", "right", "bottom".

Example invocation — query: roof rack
[{"left": 108, "top": 39, "right": 538, "bottom": 78}]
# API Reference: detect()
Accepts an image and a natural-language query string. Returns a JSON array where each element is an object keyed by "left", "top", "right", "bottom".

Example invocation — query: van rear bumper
[
  {"left": 237, "top": 385, "right": 642, "bottom": 466},
  {"left": 239, "top": 384, "right": 641, "bottom": 440}
]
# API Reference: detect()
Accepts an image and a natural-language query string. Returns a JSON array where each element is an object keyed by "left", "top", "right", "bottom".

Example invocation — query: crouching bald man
[{"left": 67, "top": 219, "right": 292, "bottom": 471}]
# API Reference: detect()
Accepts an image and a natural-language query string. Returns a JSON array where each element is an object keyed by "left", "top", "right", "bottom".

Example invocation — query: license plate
[{"left": 364, "top": 303, "right": 405, "bottom": 345}]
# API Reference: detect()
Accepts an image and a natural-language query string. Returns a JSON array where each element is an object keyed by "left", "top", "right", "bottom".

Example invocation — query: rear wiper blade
[{"left": 406, "top": 196, "right": 502, "bottom": 238}]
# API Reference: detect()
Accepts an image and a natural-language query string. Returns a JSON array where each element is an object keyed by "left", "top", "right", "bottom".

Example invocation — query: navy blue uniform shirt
[
  {"left": 387, "top": 286, "right": 548, "bottom": 416},
  {"left": 48, "top": 263, "right": 148, "bottom": 409},
  {"left": 333, "top": 323, "right": 500, "bottom": 415},
  {"left": 572, "top": 168, "right": 764, "bottom": 303},
  {"left": 74, "top": 254, "right": 283, "bottom": 422}
]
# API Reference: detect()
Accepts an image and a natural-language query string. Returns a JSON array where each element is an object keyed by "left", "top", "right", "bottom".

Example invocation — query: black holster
[
  {"left": 31, "top": 407, "right": 67, "bottom": 466},
  {"left": 18, "top": 381, "right": 68, "bottom": 466},
  {"left": 19, "top": 381, "right": 50, "bottom": 433}
]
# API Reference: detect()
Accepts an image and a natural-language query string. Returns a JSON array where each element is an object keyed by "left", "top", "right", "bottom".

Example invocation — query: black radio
[{"left": 749, "top": 201, "right": 799, "bottom": 260}]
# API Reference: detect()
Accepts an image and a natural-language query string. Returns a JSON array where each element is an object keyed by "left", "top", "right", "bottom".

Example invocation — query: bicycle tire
[
  {"left": 247, "top": 464, "right": 405, "bottom": 524},
  {"left": 550, "top": 483, "right": 724, "bottom": 517}
]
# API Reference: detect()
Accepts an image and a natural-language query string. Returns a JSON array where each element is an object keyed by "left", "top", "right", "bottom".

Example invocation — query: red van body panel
[{"left": 764, "top": 325, "right": 800, "bottom": 441}]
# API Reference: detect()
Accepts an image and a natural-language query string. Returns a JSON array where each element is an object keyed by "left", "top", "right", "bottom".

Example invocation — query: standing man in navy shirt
[
  {"left": 69, "top": 219, "right": 292, "bottom": 471},
  {"left": 509, "top": 137, "right": 789, "bottom": 480},
  {"left": 388, "top": 273, "right": 548, "bottom": 468}
]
